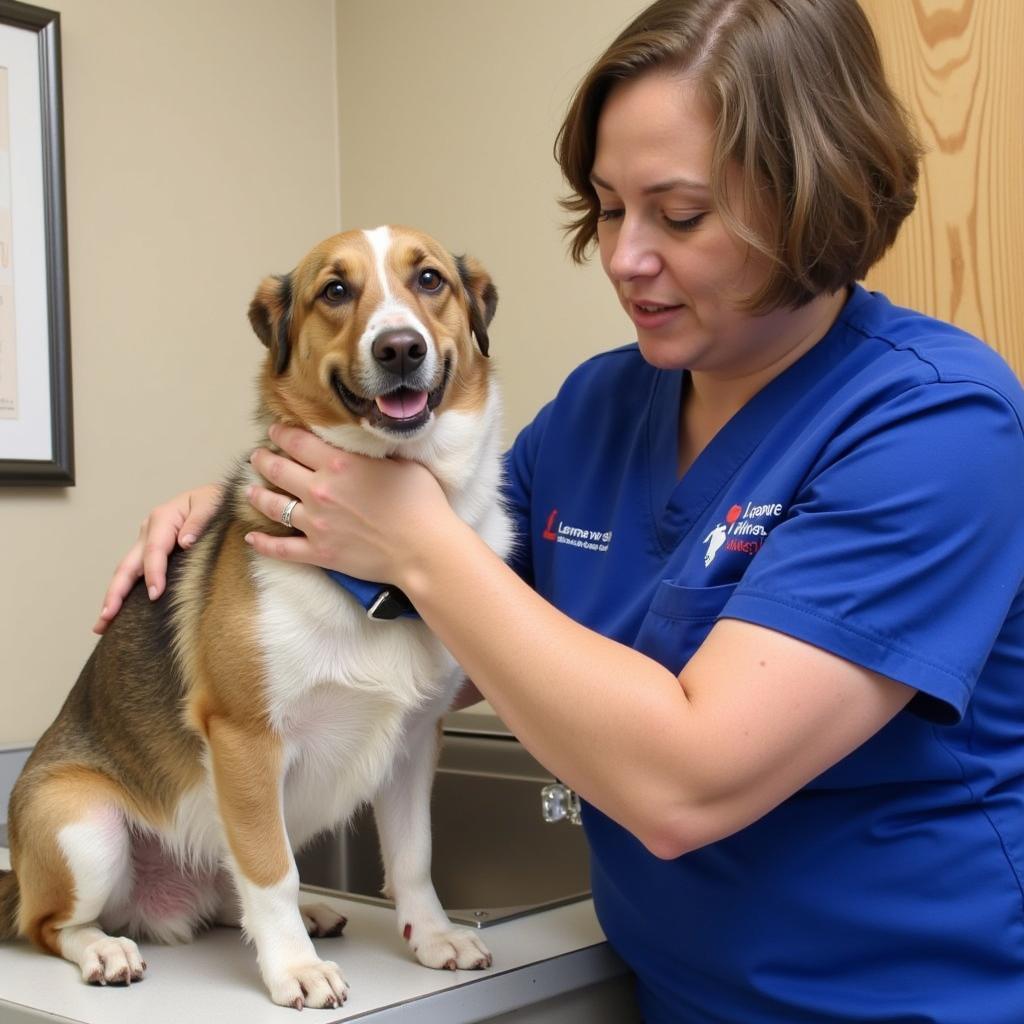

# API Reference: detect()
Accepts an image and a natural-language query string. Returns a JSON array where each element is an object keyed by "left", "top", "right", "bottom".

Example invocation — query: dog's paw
[
  {"left": 405, "top": 923, "right": 492, "bottom": 971},
  {"left": 300, "top": 902, "right": 348, "bottom": 938},
  {"left": 267, "top": 959, "right": 349, "bottom": 1010},
  {"left": 80, "top": 936, "right": 147, "bottom": 986}
]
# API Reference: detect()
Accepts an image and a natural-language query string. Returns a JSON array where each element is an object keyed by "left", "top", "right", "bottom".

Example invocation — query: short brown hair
[{"left": 555, "top": 0, "right": 924, "bottom": 313}]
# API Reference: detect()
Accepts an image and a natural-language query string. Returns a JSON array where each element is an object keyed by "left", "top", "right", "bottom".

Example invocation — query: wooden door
[{"left": 861, "top": 0, "right": 1024, "bottom": 377}]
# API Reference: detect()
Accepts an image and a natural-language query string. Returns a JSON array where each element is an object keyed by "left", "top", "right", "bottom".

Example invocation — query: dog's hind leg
[
  {"left": 373, "top": 712, "right": 492, "bottom": 971},
  {"left": 13, "top": 770, "right": 145, "bottom": 985}
]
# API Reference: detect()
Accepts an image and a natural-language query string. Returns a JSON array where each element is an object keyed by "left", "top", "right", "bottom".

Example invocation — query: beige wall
[
  {"left": 0, "top": 0, "right": 340, "bottom": 743},
  {"left": 4, "top": 0, "right": 1020, "bottom": 744},
  {"left": 1, "top": 0, "right": 640, "bottom": 745}
]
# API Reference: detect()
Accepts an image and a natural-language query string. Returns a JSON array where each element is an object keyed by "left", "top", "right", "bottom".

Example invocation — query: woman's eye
[
  {"left": 665, "top": 212, "right": 706, "bottom": 232},
  {"left": 321, "top": 281, "right": 348, "bottom": 303},
  {"left": 597, "top": 208, "right": 624, "bottom": 222},
  {"left": 418, "top": 268, "right": 445, "bottom": 292}
]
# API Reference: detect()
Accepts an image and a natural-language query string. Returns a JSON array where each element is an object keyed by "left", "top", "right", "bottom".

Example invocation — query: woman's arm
[
  {"left": 245, "top": 425, "right": 914, "bottom": 858},
  {"left": 394, "top": 519, "right": 912, "bottom": 858},
  {"left": 94, "top": 484, "right": 223, "bottom": 633}
]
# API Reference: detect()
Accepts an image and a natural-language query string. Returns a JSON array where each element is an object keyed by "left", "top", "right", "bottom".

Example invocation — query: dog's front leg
[
  {"left": 206, "top": 716, "right": 349, "bottom": 1008},
  {"left": 373, "top": 712, "right": 492, "bottom": 971}
]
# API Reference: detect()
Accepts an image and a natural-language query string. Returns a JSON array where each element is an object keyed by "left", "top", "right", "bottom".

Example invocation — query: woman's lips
[{"left": 628, "top": 300, "right": 685, "bottom": 330}]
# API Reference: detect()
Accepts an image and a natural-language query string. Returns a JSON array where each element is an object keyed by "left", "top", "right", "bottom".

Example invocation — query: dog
[{"left": 0, "top": 226, "right": 511, "bottom": 1009}]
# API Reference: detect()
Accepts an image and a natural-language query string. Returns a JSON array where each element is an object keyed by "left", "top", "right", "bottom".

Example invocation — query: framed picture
[{"left": 0, "top": 0, "right": 71, "bottom": 486}]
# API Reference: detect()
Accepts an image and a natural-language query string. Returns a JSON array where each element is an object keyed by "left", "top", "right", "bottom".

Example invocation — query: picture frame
[{"left": 0, "top": 0, "right": 71, "bottom": 486}]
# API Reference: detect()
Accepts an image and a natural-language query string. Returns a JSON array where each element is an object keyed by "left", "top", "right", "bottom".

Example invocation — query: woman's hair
[{"left": 555, "top": 0, "right": 924, "bottom": 312}]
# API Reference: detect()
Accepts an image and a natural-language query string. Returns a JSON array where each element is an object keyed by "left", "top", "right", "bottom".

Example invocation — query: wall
[
  {"left": 3, "top": 0, "right": 1022, "bottom": 744},
  {"left": 0, "top": 0, "right": 340, "bottom": 743}
]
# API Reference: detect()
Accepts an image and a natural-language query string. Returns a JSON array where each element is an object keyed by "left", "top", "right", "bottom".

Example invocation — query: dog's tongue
[{"left": 375, "top": 389, "right": 428, "bottom": 420}]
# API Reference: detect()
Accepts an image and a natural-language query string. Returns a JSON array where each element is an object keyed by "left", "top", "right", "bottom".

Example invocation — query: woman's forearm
[{"left": 399, "top": 515, "right": 698, "bottom": 854}]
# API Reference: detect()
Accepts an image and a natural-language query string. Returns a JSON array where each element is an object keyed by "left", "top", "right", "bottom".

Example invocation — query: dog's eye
[
  {"left": 418, "top": 269, "right": 444, "bottom": 293},
  {"left": 321, "top": 281, "right": 348, "bottom": 304}
]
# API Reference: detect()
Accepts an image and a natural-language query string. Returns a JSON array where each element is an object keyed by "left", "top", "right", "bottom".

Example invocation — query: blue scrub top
[{"left": 504, "top": 286, "right": 1024, "bottom": 1023}]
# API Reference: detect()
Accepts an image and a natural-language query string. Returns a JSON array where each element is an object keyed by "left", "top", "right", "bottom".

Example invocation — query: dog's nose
[{"left": 371, "top": 329, "right": 427, "bottom": 377}]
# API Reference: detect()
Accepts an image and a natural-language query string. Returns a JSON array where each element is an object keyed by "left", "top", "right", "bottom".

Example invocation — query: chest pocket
[{"left": 633, "top": 581, "right": 738, "bottom": 676}]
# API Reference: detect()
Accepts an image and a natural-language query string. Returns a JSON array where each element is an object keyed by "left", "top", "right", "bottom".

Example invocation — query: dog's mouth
[{"left": 331, "top": 356, "right": 452, "bottom": 434}]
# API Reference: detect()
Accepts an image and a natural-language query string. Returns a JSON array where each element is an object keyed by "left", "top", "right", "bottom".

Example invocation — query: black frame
[{"left": 0, "top": 0, "right": 72, "bottom": 485}]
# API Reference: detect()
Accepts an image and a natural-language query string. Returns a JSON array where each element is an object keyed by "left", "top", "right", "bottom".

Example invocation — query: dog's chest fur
[
  {"left": 168, "top": 386, "right": 510, "bottom": 864},
  {"left": 254, "top": 558, "right": 458, "bottom": 843}
]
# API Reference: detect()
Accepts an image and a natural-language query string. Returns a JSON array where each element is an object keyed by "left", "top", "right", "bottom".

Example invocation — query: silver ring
[{"left": 280, "top": 498, "right": 299, "bottom": 529}]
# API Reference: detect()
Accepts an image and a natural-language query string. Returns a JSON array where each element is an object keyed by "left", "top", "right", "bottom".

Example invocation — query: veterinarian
[{"left": 95, "top": 1, "right": 1024, "bottom": 1020}]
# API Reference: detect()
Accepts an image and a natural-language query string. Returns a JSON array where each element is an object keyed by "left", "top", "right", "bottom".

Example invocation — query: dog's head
[{"left": 248, "top": 226, "right": 497, "bottom": 445}]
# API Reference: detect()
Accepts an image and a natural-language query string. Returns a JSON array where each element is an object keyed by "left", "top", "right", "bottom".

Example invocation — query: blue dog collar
[{"left": 324, "top": 569, "right": 419, "bottom": 620}]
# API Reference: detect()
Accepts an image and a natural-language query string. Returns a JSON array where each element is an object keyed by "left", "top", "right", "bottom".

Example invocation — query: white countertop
[{"left": 0, "top": 849, "right": 626, "bottom": 1024}]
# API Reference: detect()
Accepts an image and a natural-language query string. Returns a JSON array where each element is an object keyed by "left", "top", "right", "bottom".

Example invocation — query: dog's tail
[{"left": 0, "top": 869, "right": 19, "bottom": 940}]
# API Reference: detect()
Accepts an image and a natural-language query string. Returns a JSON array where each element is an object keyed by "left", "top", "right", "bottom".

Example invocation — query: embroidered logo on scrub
[
  {"left": 542, "top": 509, "right": 613, "bottom": 553},
  {"left": 703, "top": 500, "right": 783, "bottom": 567}
]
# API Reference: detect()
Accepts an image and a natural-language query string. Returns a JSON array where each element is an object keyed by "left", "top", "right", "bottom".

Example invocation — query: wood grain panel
[{"left": 860, "top": 0, "right": 1024, "bottom": 376}]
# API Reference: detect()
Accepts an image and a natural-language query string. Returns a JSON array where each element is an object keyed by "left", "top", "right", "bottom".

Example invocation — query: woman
[{"left": 96, "top": 2, "right": 1024, "bottom": 1020}]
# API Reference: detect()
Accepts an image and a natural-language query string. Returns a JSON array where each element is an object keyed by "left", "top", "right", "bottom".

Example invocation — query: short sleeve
[
  {"left": 723, "top": 381, "right": 1024, "bottom": 723},
  {"left": 502, "top": 399, "right": 556, "bottom": 585}
]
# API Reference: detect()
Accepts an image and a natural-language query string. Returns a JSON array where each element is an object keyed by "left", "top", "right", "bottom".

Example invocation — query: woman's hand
[
  {"left": 93, "top": 484, "right": 223, "bottom": 634},
  {"left": 246, "top": 423, "right": 452, "bottom": 585}
]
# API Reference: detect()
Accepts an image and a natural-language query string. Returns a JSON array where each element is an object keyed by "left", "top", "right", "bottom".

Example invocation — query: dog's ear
[
  {"left": 455, "top": 255, "right": 497, "bottom": 358},
  {"left": 248, "top": 273, "right": 294, "bottom": 375}
]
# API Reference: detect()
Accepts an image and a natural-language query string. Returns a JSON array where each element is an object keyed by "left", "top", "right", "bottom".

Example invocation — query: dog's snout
[{"left": 372, "top": 328, "right": 427, "bottom": 377}]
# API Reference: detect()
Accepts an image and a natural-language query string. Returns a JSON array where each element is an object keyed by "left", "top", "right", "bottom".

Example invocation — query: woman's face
[{"left": 593, "top": 72, "right": 787, "bottom": 377}]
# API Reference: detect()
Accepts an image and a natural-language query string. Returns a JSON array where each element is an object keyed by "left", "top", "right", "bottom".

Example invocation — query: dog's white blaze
[
  {"left": 359, "top": 225, "right": 438, "bottom": 383},
  {"left": 365, "top": 225, "right": 396, "bottom": 306}
]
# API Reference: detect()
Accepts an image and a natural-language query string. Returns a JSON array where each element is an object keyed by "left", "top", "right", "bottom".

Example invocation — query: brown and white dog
[{"left": 0, "top": 226, "right": 511, "bottom": 1008}]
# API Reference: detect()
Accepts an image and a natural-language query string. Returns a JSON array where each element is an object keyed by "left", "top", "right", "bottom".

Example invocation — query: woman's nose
[{"left": 604, "top": 219, "right": 661, "bottom": 282}]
